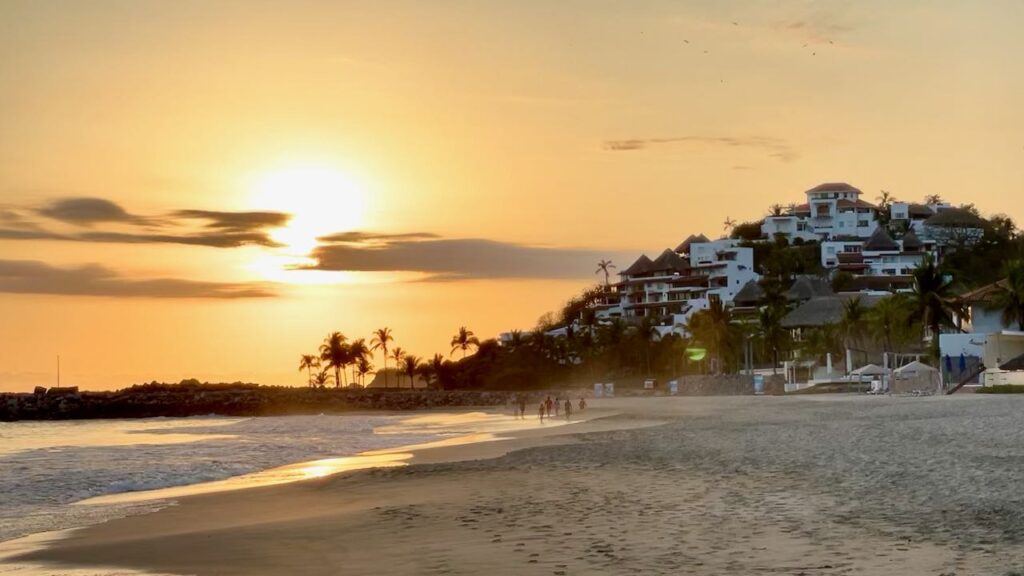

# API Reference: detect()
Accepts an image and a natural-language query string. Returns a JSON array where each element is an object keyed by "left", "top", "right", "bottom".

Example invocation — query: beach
[{"left": 11, "top": 395, "right": 1024, "bottom": 575}]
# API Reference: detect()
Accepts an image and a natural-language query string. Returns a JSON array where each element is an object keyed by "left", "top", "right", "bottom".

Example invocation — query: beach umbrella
[
  {"left": 944, "top": 355, "right": 953, "bottom": 373},
  {"left": 959, "top": 353, "right": 967, "bottom": 372}
]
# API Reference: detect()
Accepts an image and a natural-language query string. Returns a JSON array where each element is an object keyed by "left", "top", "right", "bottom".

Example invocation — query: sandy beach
[{"left": 12, "top": 395, "right": 1024, "bottom": 575}]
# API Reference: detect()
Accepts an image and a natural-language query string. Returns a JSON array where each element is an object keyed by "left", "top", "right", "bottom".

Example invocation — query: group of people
[{"left": 513, "top": 394, "right": 586, "bottom": 422}]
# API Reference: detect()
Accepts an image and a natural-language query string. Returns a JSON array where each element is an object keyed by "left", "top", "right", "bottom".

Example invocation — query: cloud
[
  {"left": 0, "top": 259, "right": 275, "bottom": 299},
  {"left": 301, "top": 233, "right": 634, "bottom": 281},
  {"left": 0, "top": 197, "right": 289, "bottom": 248},
  {"left": 602, "top": 135, "right": 799, "bottom": 163},
  {"left": 317, "top": 231, "right": 440, "bottom": 243},
  {"left": 37, "top": 197, "right": 142, "bottom": 226},
  {"left": 174, "top": 210, "right": 291, "bottom": 232}
]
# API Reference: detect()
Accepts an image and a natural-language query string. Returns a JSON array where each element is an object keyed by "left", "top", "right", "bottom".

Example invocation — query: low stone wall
[
  {"left": 0, "top": 387, "right": 517, "bottom": 422},
  {"left": 599, "top": 374, "right": 786, "bottom": 396}
]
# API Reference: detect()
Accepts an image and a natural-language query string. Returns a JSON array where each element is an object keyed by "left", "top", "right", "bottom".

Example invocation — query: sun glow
[
  {"left": 245, "top": 165, "right": 369, "bottom": 283},
  {"left": 251, "top": 165, "right": 367, "bottom": 256}
]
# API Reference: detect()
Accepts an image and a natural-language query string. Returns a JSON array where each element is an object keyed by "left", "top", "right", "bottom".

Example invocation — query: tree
[
  {"left": 909, "top": 256, "right": 962, "bottom": 358},
  {"left": 758, "top": 304, "right": 789, "bottom": 374},
  {"left": 876, "top": 190, "right": 894, "bottom": 227},
  {"left": 402, "top": 355, "right": 422, "bottom": 389},
  {"left": 867, "top": 294, "right": 917, "bottom": 353},
  {"left": 348, "top": 338, "right": 370, "bottom": 387},
  {"left": 389, "top": 347, "right": 405, "bottom": 387},
  {"left": 298, "top": 354, "right": 319, "bottom": 387},
  {"left": 595, "top": 259, "right": 616, "bottom": 287},
  {"left": 840, "top": 297, "right": 868, "bottom": 351},
  {"left": 312, "top": 368, "right": 332, "bottom": 388},
  {"left": 768, "top": 203, "right": 785, "bottom": 217},
  {"left": 319, "top": 332, "right": 348, "bottom": 388},
  {"left": 925, "top": 193, "right": 944, "bottom": 205},
  {"left": 990, "top": 260, "right": 1024, "bottom": 330},
  {"left": 356, "top": 356, "right": 374, "bottom": 387},
  {"left": 687, "top": 299, "right": 739, "bottom": 374},
  {"left": 450, "top": 326, "right": 480, "bottom": 359},
  {"left": 370, "top": 327, "right": 394, "bottom": 388}
]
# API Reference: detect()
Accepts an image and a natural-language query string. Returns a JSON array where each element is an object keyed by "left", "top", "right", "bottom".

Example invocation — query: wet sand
[{"left": 13, "top": 395, "right": 1024, "bottom": 575}]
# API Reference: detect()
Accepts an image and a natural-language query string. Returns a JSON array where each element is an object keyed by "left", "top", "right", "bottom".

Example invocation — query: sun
[{"left": 250, "top": 165, "right": 367, "bottom": 256}]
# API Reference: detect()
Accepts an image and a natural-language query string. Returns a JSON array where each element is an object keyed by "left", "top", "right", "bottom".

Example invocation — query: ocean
[{"left": 0, "top": 410, "right": 532, "bottom": 557}]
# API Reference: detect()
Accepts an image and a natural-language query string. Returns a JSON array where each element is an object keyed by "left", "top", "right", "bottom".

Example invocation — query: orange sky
[{"left": 1, "top": 0, "right": 1022, "bottom": 390}]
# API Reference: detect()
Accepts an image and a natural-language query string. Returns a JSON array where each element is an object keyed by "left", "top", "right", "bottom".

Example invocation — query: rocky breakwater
[{"left": 0, "top": 384, "right": 514, "bottom": 422}]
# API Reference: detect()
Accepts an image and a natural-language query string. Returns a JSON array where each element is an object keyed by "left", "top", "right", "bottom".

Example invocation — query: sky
[{"left": 1, "top": 0, "right": 1022, "bottom": 390}]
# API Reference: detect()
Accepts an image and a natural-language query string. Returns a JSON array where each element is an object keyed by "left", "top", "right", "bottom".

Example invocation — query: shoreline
[
  {"left": 8, "top": 395, "right": 1024, "bottom": 575},
  {"left": 2, "top": 402, "right": 659, "bottom": 575}
]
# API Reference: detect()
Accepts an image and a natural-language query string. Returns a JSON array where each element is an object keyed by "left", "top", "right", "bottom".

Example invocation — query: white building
[
  {"left": 939, "top": 279, "right": 1024, "bottom": 387},
  {"left": 761, "top": 182, "right": 880, "bottom": 243},
  {"left": 596, "top": 235, "right": 758, "bottom": 337}
]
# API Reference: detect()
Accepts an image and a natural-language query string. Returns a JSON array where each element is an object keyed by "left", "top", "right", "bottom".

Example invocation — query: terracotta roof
[
  {"left": 790, "top": 203, "right": 811, "bottom": 214},
  {"left": 848, "top": 275, "right": 914, "bottom": 292},
  {"left": 806, "top": 182, "right": 862, "bottom": 194},
  {"left": 837, "top": 253, "right": 865, "bottom": 264},
  {"left": 836, "top": 199, "right": 878, "bottom": 210},
  {"left": 863, "top": 227, "right": 900, "bottom": 252},
  {"left": 674, "top": 234, "right": 710, "bottom": 254},
  {"left": 620, "top": 254, "right": 654, "bottom": 276},
  {"left": 960, "top": 279, "right": 1008, "bottom": 304}
]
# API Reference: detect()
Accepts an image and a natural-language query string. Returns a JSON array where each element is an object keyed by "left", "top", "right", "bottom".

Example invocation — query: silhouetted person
[
  {"left": 545, "top": 396, "right": 553, "bottom": 417},
  {"left": 554, "top": 397, "right": 561, "bottom": 417},
  {"left": 518, "top": 396, "right": 527, "bottom": 420},
  {"left": 564, "top": 398, "right": 572, "bottom": 421},
  {"left": 538, "top": 402, "right": 545, "bottom": 422},
  {"left": 579, "top": 397, "right": 587, "bottom": 411}
]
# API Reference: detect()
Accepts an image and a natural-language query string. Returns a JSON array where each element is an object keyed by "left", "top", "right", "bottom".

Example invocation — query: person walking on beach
[
  {"left": 518, "top": 395, "right": 527, "bottom": 420},
  {"left": 578, "top": 397, "right": 587, "bottom": 411},
  {"left": 554, "top": 396, "right": 561, "bottom": 417},
  {"left": 544, "top": 396, "right": 553, "bottom": 418},
  {"left": 564, "top": 398, "right": 572, "bottom": 421},
  {"left": 538, "top": 401, "right": 545, "bottom": 422}
]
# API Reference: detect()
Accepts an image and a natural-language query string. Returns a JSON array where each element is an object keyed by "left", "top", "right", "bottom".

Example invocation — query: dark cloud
[
  {"left": 317, "top": 231, "right": 440, "bottom": 243},
  {"left": 37, "top": 197, "right": 141, "bottom": 226},
  {"left": 0, "top": 198, "right": 289, "bottom": 248},
  {"left": 76, "top": 231, "right": 281, "bottom": 248},
  {"left": 300, "top": 234, "right": 634, "bottom": 281},
  {"left": 0, "top": 259, "right": 275, "bottom": 299},
  {"left": 174, "top": 210, "right": 290, "bottom": 232},
  {"left": 603, "top": 135, "right": 799, "bottom": 163}
]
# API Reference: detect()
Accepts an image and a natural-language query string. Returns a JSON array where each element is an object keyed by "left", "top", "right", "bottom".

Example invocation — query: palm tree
[
  {"left": 298, "top": 354, "right": 320, "bottom": 387},
  {"left": 758, "top": 304, "right": 788, "bottom": 374},
  {"left": 348, "top": 338, "right": 370, "bottom": 387},
  {"left": 419, "top": 353, "right": 447, "bottom": 389},
  {"left": 319, "top": 332, "right": 348, "bottom": 388},
  {"left": 370, "top": 327, "right": 394, "bottom": 388},
  {"left": 924, "top": 193, "right": 944, "bottom": 205},
  {"left": 687, "top": 299, "right": 739, "bottom": 374},
  {"left": 389, "top": 346, "right": 405, "bottom": 387},
  {"left": 909, "top": 256, "right": 962, "bottom": 358},
  {"left": 450, "top": 326, "right": 480, "bottom": 359},
  {"left": 840, "top": 297, "right": 868, "bottom": 352},
  {"left": 595, "top": 259, "right": 616, "bottom": 287},
  {"left": 356, "top": 356, "right": 374, "bottom": 387},
  {"left": 990, "top": 260, "right": 1024, "bottom": 330},
  {"left": 402, "top": 355, "right": 421, "bottom": 389},
  {"left": 768, "top": 203, "right": 785, "bottom": 217},
  {"left": 868, "top": 294, "right": 915, "bottom": 353},
  {"left": 312, "top": 368, "right": 332, "bottom": 388}
]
